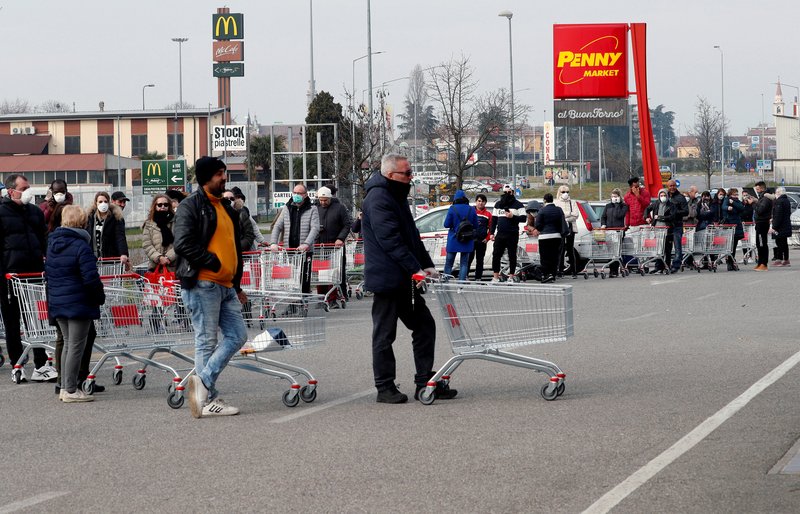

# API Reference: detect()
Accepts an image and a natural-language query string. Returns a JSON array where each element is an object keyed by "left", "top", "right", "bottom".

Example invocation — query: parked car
[
  {"left": 475, "top": 177, "right": 504, "bottom": 192},
  {"left": 408, "top": 196, "right": 430, "bottom": 217},
  {"left": 588, "top": 201, "right": 607, "bottom": 220},
  {"left": 415, "top": 199, "right": 600, "bottom": 273},
  {"left": 790, "top": 209, "right": 800, "bottom": 246},
  {"left": 462, "top": 180, "right": 490, "bottom": 193}
]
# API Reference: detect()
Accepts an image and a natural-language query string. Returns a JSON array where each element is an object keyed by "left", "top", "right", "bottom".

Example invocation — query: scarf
[{"left": 153, "top": 211, "right": 175, "bottom": 247}]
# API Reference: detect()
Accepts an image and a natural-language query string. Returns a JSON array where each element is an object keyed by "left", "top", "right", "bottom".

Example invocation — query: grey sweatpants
[{"left": 55, "top": 318, "right": 92, "bottom": 394}]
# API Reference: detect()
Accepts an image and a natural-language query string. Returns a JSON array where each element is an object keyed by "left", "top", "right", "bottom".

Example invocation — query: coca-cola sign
[
  {"left": 212, "top": 40, "right": 244, "bottom": 62},
  {"left": 553, "top": 99, "right": 628, "bottom": 127}
]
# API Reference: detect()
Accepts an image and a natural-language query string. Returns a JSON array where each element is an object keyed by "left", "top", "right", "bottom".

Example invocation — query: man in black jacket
[
  {"left": 0, "top": 174, "right": 57, "bottom": 383},
  {"left": 362, "top": 154, "right": 455, "bottom": 404},
  {"left": 749, "top": 180, "right": 774, "bottom": 270},
  {"left": 174, "top": 156, "right": 247, "bottom": 418},
  {"left": 666, "top": 180, "right": 689, "bottom": 273},
  {"left": 490, "top": 184, "right": 526, "bottom": 282}
]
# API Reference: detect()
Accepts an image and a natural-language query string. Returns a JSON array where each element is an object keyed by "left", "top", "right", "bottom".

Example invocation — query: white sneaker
[
  {"left": 11, "top": 368, "right": 28, "bottom": 383},
  {"left": 31, "top": 365, "right": 58, "bottom": 382},
  {"left": 490, "top": 277, "right": 502, "bottom": 284},
  {"left": 201, "top": 398, "right": 240, "bottom": 417},
  {"left": 62, "top": 390, "right": 94, "bottom": 403},
  {"left": 187, "top": 375, "right": 209, "bottom": 419}
]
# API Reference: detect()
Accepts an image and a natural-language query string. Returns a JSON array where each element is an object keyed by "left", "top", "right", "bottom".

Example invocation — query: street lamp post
[
  {"left": 171, "top": 37, "right": 188, "bottom": 159},
  {"left": 714, "top": 45, "right": 725, "bottom": 189},
  {"left": 142, "top": 84, "right": 155, "bottom": 110},
  {"left": 499, "top": 10, "right": 516, "bottom": 190}
]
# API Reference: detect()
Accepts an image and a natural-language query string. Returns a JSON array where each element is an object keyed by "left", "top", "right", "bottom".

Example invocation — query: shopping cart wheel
[
  {"left": 299, "top": 385, "right": 317, "bottom": 403},
  {"left": 0, "top": 354, "right": 5, "bottom": 368},
  {"left": 418, "top": 389, "right": 436, "bottom": 405},
  {"left": 132, "top": 373, "right": 147, "bottom": 390},
  {"left": 82, "top": 380, "right": 95, "bottom": 395},
  {"left": 556, "top": 382, "right": 566, "bottom": 396},
  {"left": 281, "top": 389, "right": 300, "bottom": 407},
  {"left": 593, "top": 269, "right": 599, "bottom": 278},
  {"left": 600, "top": 272, "right": 606, "bottom": 279},
  {"left": 112, "top": 369, "right": 123, "bottom": 385},
  {"left": 322, "top": 303, "right": 330, "bottom": 313},
  {"left": 167, "top": 391, "right": 184, "bottom": 409},
  {"left": 338, "top": 299, "right": 347, "bottom": 309},
  {"left": 583, "top": 273, "right": 588, "bottom": 280},
  {"left": 12, "top": 369, "right": 22, "bottom": 384},
  {"left": 355, "top": 291, "right": 364, "bottom": 300},
  {"left": 540, "top": 383, "right": 558, "bottom": 401}
]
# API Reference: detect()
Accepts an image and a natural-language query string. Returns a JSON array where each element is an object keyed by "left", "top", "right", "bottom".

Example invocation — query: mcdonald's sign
[
  {"left": 142, "top": 159, "right": 185, "bottom": 193},
  {"left": 213, "top": 13, "right": 244, "bottom": 40}
]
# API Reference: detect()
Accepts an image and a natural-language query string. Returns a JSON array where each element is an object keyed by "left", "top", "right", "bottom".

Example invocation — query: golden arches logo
[
  {"left": 146, "top": 163, "right": 162, "bottom": 177},
  {"left": 215, "top": 16, "right": 238, "bottom": 37},
  {"left": 557, "top": 35, "right": 622, "bottom": 86}
]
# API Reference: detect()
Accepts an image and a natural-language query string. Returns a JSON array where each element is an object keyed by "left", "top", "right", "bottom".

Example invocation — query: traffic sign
[
  {"left": 731, "top": 141, "right": 740, "bottom": 149},
  {"left": 745, "top": 162, "right": 751, "bottom": 169},
  {"left": 675, "top": 179, "right": 680, "bottom": 187},
  {"left": 213, "top": 62, "right": 244, "bottom": 77},
  {"left": 142, "top": 159, "right": 186, "bottom": 194}
]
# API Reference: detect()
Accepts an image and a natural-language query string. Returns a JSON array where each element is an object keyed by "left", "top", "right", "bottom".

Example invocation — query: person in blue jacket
[
  {"left": 443, "top": 190, "right": 479, "bottom": 281},
  {"left": 45, "top": 205, "right": 105, "bottom": 403}
]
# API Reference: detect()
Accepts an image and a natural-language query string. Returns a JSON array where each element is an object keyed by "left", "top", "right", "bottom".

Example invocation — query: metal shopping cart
[
  {"left": 509, "top": 233, "right": 542, "bottom": 282},
  {"left": 344, "top": 239, "right": 367, "bottom": 299},
  {"left": 261, "top": 248, "right": 308, "bottom": 293},
  {"left": 741, "top": 222, "right": 756, "bottom": 264},
  {"left": 623, "top": 226, "right": 670, "bottom": 276},
  {"left": 97, "top": 257, "right": 128, "bottom": 276},
  {"left": 577, "top": 228, "right": 625, "bottom": 279},
  {"left": 232, "top": 289, "right": 327, "bottom": 407},
  {"left": 4, "top": 273, "right": 56, "bottom": 383},
  {"left": 694, "top": 224, "right": 736, "bottom": 272},
  {"left": 416, "top": 276, "right": 573, "bottom": 404},
  {"left": 0, "top": 310, "right": 6, "bottom": 367},
  {"left": 310, "top": 244, "right": 345, "bottom": 310},
  {"left": 679, "top": 225, "right": 699, "bottom": 271},
  {"left": 87, "top": 274, "right": 195, "bottom": 403},
  {"left": 421, "top": 235, "right": 448, "bottom": 270}
]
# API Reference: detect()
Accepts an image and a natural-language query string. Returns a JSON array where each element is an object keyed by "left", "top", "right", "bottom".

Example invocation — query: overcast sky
[{"left": 1, "top": 0, "right": 798, "bottom": 137}]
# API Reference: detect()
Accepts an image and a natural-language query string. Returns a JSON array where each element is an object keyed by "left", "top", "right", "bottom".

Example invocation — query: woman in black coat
[
  {"left": 770, "top": 188, "right": 792, "bottom": 266},
  {"left": 532, "top": 193, "right": 567, "bottom": 283},
  {"left": 86, "top": 191, "right": 129, "bottom": 268}
]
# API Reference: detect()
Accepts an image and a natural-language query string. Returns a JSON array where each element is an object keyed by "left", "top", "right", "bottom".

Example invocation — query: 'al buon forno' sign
[{"left": 553, "top": 23, "right": 628, "bottom": 99}]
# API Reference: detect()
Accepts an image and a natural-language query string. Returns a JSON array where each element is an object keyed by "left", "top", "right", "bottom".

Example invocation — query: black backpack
[{"left": 454, "top": 210, "right": 475, "bottom": 243}]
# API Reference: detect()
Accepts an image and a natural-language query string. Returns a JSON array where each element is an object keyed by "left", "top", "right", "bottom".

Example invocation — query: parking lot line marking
[
  {"left": 270, "top": 389, "right": 375, "bottom": 424},
  {"left": 746, "top": 279, "right": 764, "bottom": 285},
  {"left": 0, "top": 491, "right": 69, "bottom": 513},
  {"left": 618, "top": 312, "right": 656, "bottom": 322},
  {"left": 694, "top": 292, "right": 719, "bottom": 301},
  {"left": 650, "top": 276, "right": 693, "bottom": 286},
  {"left": 582, "top": 347, "right": 800, "bottom": 514}
]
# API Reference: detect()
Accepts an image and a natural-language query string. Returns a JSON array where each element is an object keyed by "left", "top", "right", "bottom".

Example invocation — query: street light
[
  {"left": 499, "top": 10, "right": 516, "bottom": 190},
  {"left": 714, "top": 45, "right": 724, "bottom": 189},
  {"left": 171, "top": 37, "right": 189, "bottom": 107},
  {"left": 142, "top": 84, "right": 155, "bottom": 110}
]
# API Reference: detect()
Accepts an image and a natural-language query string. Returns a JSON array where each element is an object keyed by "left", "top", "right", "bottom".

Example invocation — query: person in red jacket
[
  {"left": 467, "top": 193, "right": 492, "bottom": 281},
  {"left": 624, "top": 176, "right": 650, "bottom": 226}
]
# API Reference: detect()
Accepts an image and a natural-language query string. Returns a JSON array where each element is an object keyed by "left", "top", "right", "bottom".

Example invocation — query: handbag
[{"left": 143, "top": 265, "right": 177, "bottom": 306}]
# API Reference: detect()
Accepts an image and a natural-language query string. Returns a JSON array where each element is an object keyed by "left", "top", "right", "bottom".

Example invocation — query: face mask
[
  {"left": 292, "top": 194, "right": 303, "bottom": 204},
  {"left": 561, "top": 193, "right": 570, "bottom": 201},
  {"left": 718, "top": 195, "right": 724, "bottom": 200},
  {"left": 659, "top": 196, "right": 667, "bottom": 203},
  {"left": 611, "top": 196, "right": 620, "bottom": 204},
  {"left": 97, "top": 201, "right": 109, "bottom": 213},
  {"left": 53, "top": 192, "right": 66, "bottom": 204},
  {"left": 19, "top": 189, "right": 34, "bottom": 205}
]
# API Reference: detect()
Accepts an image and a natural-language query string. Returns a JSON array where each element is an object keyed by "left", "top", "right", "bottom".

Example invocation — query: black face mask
[{"left": 153, "top": 210, "right": 174, "bottom": 224}]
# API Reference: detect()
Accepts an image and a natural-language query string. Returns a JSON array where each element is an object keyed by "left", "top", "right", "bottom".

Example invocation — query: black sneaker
[
  {"left": 414, "top": 381, "right": 458, "bottom": 401},
  {"left": 376, "top": 386, "right": 408, "bottom": 404}
]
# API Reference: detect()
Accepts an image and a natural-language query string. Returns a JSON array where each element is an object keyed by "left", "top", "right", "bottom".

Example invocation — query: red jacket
[
  {"left": 474, "top": 206, "right": 492, "bottom": 242},
  {"left": 624, "top": 186, "right": 650, "bottom": 226}
]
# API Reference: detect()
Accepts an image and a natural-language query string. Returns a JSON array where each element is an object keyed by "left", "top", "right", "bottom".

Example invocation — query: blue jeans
[
  {"left": 444, "top": 252, "right": 470, "bottom": 280},
  {"left": 671, "top": 226, "right": 683, "bottom": 270},
  {"left": 181, "top": 280, "right": 247, "bottom": 401}
]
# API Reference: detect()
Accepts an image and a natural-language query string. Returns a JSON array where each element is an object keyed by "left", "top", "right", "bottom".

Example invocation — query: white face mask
[
  {"left": 659, "top": 196, "right": 667, "bottom": 203},
  {"left": 611, "top": 196, "right": 620, "bottom": 204},
  {"left": 53, "top": 192, "right": 66, "bottom": 204},
  {"left": 19, "top": 189, "right": 34, "bottom": 205},
  {"left": 97, "top": 201, "right": 109, "bottom": 213},
  {"left": 561, "top": 192, "right": 570, "bottom": 201}
]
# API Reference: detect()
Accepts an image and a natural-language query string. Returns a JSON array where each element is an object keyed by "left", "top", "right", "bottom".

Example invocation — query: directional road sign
[
  {"left": 213, "top": 62, "right": 244, "bottom": 77},
  {"left": 142, "top": 159, "right": 186, "bottom": 194}
]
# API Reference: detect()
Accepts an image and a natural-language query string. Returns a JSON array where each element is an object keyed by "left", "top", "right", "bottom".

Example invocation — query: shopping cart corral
[
  {"left": 233, "top": 290, "right": 327, "bottom": 407},
  {"left": 416, "top": 277, "right": 573, "bottom": 404},
  {"left": 5, "top": 273, "right": 56, "bottom": 383}
]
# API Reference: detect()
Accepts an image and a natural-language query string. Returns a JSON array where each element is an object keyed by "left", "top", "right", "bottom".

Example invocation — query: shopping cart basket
[
  {"left": 97, "top": 257, "right": 127, "bottom": 276},
  {"left": 577, "top": 228, "right": 625, "bottom": 279},
  {"left": 421, "top": 236, "right": 448, "bottom": 270},
  {"left": 4, "top": 273, "right": 56, "bottom": 383},
  {"left": 679, "top": 225, "right": 699, "bottom": 271},
  {"left": 262, "top": 248, "right": 308, "bottom": 293},
  {"left": 310, "top": 244, "right": 345, "bottom": 310},
  {"left": 415, "top": 276, "right": 573, "bottom": 404},
  {"left": 344, "top": 239, "right": 367, "bottom": 299},
  {"left": 232, "top": 289, "right": 327, "bottom": 407},
  {"left": 623, "top": 226, "right": 670, "bottom": 275},
  {"left": 694, "top": 224, "right": 736, "bottom": 272}
]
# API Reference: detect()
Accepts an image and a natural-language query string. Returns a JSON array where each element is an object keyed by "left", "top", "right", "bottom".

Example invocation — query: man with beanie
[
  {"left": 316, "top": 186, "right": 351, "bottom": 299},
  {"left": 174, "top": 156, "right": 247, "bottom": 418},
  {"left": 362, "top": 154, "right": 455, "bottom": 404},
  {"left": 490, "top": 184, "right": 526, "bottom": 283}
]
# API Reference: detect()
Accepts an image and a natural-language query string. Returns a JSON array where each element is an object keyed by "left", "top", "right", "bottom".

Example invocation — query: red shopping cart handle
[
  {"left": 4, "top": 272, "right": 45, "bottom": 279},
  {"left": 411, "top": 273, "right": 428, "bottom": 282}
]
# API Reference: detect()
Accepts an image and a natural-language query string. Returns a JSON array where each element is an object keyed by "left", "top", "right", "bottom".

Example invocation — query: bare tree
[
  {"left": 340, "top": 88, "right": 384, "bottom": 208},
  {"left": 36, "top": 100, "right": 71, "bottom": 113},
  {"left": 0, "top": 98, "right": 31, "bottom": 114},
  {"left": 692, "top": 96, "right": 722, "bottom": 190}
]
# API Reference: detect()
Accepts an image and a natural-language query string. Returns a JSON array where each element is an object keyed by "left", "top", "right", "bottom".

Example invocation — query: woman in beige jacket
[{"left": 141, "top": 194, "right": 177, "bottom": 271}]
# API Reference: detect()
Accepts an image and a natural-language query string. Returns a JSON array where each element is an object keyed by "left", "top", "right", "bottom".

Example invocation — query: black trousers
[
  {"left": 0, "top": 280, "right": 48, "bottom": 368},
  {"left": 559, "top": 233, "right": 577, "bottom": 276},
  {"left": 371, "top": 287, "right": 435, "bottom": 391},
  {"left": 727, "top": 235, "right": 742, "bottom": 265},
  {"left": 775, "top": 236, "right": 789, "bottom": 261},
  {"left": 78, "top": 323, "right": 97, "bottom": 382},
  {"left": 468, "top": 240, "right": 487, "bottom": 280},
  {"left": 539, "top": 238, "right": 561, "bottom": 278},
  {"left": 492, "top": 232, "right": 519, "bottom": 274},
  {"left": 755, "top": 221, "right": 770, "bottom": 266}
]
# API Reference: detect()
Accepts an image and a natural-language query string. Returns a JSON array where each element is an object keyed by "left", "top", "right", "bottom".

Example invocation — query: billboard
[
  {"left": 553, "top": 24, "right": 628, "bottom": 99},
  {"left": 142, "top": 159, "right": 186, "bottom": 194},
  {"left": 554, "top": 99, "right": 628, "bottom": 126},
  {"left": 212, "top": 13, "right": 244, "bottom": 40},
  {"left": 211, "top": 125, "right": 247, "bottom": 152},
  {"left": 543, "top": 121, "right": 555, "bottom": 165},
  {"left": 213, "top": 40, "right": 244, "bottom": 62}
]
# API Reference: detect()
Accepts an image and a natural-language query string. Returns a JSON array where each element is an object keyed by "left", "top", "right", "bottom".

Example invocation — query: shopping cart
[
  {"left": 679, "top": 225, "right": 699, "bottom": 271},
  {"left": 240, "top": 250, "right": 267, "bottom": 291},
  {"left": 421, "top": 235, "right": 448, "bottom": 270},
  {"left": 86, "top": 274, "right": 195, "bottom": 403},
  {"left": 4, "top": 273, "right": 56, "bottom": 383},
  {"left": 262, "top": 248, "right": 308, "bottom": 293},
  {"left": 415, "top": 276, "right": 573, "bottom": 404},
  {"left": 344, "top": 238, "right": 367, "bottom": 299},
  {"left": 508, "top": 233, "right": 542, "bottom": 282},
  {"left": 694, "top": 224, "right": 736, "bottom": 272},
  {"left": 623, "top": 226, "right": 670, "bottom": 275},
  {"left": 232, "top": 289, "right": 327, "bottom": 407},
  {"left": 310, "top": 244, "right": 345, "bottom": 310},
  {"left": 97, "top": 257, "right": 128, "bottom": 276},
  {"left": 741, "top": 222, "right": 756, "bottom": 264},
  {"left": 577, "top": 228, "right": 625, "bottom": 279}
]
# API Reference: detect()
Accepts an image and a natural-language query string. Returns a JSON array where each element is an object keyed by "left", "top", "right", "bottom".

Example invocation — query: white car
[
  {"left": 461, "top": 180, "right": 490, "bottom": 193},
  {"left": 407, "top": 196, "right": 430, "bottom": 217},
  {"left": 414, "top": 200, "right": 600, "bottom": 273}
]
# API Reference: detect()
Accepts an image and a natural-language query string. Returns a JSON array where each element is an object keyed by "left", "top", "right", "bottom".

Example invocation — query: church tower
[{"left": 773, "top": 80, "right": 785, "bottom": 116}]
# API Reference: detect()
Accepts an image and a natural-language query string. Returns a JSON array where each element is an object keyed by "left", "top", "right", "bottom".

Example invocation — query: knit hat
[
  {"left": 231, "top": 186, "right": 246, "bottom": 201},
  {"left": 194, "top": 156, "right": 226, "bottom": 186},
  {"left": 317, "top": 187, "right": 332, "bottom": 198}
]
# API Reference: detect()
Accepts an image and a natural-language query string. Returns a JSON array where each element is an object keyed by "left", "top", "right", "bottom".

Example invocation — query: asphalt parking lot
[{"left": 2, "top": 251, "right": 800, "bottom": 513}]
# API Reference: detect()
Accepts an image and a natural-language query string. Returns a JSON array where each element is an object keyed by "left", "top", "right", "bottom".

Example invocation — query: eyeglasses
[
  {"left": 390, "top": 170, "right": 413, "bottom": 177},
  {"left": 156, "top": 203, "right": 170, "bottom": 208}
]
